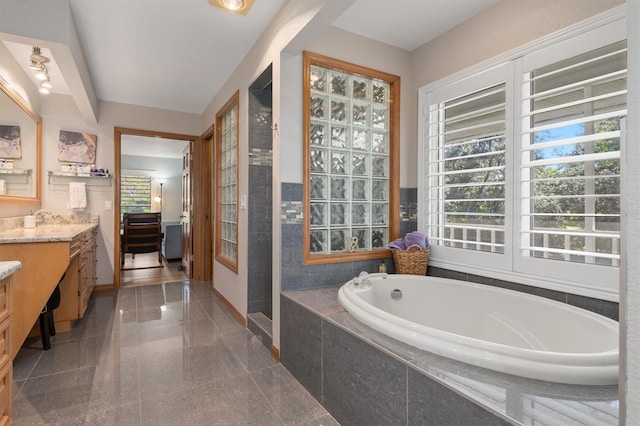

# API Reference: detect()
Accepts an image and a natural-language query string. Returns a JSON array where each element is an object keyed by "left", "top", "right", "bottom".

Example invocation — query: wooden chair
[{"left": 121, "top": 212, "right": 163, "bottom": 267}]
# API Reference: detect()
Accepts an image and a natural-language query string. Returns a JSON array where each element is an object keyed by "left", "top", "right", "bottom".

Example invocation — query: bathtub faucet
[{"left": 353, "top": 271, "right": 387, "bottom": 287}]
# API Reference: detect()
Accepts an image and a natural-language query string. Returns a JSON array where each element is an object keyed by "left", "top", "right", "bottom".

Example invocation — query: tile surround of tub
[
  {"left": 281, "top": 288, "right": 619, "bottom": 426},
  {"left": 280, "top": 291, "right": 520, "bottom": 425},
  {"left": 428, "top": 266, "right": 619, "bottom": 321},
  {"left": 280, "top": 295, "right": 323, "bottom": 400},
  {"left": 281, "top": 182, "right": 410, "bottom": 291},
  {"left": 322, "top": 321, "right": 408, "bottom": 425}
]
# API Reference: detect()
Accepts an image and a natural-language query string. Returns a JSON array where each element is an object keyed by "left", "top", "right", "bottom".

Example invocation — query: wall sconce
[{"left": 28, "top": 47, "right": 53, "bottom": 94}]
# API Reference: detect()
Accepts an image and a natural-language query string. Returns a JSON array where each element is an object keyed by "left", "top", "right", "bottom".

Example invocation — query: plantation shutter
[
  {"left": 520, "top": 41, "right": 627, "bottom": 266},
  {"left": 427, "top": 82, "right": 507, "bottom": 254}
]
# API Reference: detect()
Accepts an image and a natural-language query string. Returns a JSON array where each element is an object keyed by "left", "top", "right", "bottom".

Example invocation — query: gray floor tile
[
  {"left": 137, "top": 319, "right": 222, "bottom": 355},
  {"left": 141, "top": 374, "right": 284, "bottom": 426},
  {"left": 11, "top": 281, "right": 335, "bottom": 426},
  {"left": 251, "top": 364, "right": 327, "bottom": 425},
  {"left": 138, "top": 343, "right": 247, "bottom": 398},
  {"left": 299, "top": 414, "right": 341, "bottom": 426},
  {"left": 222, "top": 329, "right": 278, "bottom": 372},
  {"left": 12, "top": 339, "right": 43, "bottom": 382}
]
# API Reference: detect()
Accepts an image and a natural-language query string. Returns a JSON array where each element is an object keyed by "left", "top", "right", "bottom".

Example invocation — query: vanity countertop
[
  {"left": 0, "top": 223, "right": 98, "bottom": 244},
  {"left": 0, "top": 260, "right": 22, "bottom": 280}
]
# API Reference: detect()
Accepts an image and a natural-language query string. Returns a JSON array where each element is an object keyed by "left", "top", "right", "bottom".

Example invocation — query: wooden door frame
[
  {"left": 113, "top": 127, "right": 201, "bottom": 289},
  {"left": 195, "top": 125, "right": 214, "bottom": 281}
]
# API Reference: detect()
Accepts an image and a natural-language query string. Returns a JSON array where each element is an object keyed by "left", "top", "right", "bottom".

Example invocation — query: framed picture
[
  {"left": 0, "top": 124, "right": 22, "bottom": 159},
  {"left": 58, "top": 130, "right": 97, "bottom": 163}
]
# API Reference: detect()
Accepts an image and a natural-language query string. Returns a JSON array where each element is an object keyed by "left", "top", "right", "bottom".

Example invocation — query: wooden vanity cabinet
[
  {"left": 57, "top": 228, "right": 97, "bottom": 326},
  {"left": 0, "top": 276, "right": 13, "bottom": 425}
]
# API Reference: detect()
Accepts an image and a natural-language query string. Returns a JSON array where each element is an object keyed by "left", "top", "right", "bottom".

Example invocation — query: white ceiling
[
  {"left": 3, "top": 0, "right": 500, "bottom": 114},
  {"left": 333, "top": 0, "right": 500, "bottom": 51},
  {"left": 121, "top": 135, "right": 190, "bottom": 159}
]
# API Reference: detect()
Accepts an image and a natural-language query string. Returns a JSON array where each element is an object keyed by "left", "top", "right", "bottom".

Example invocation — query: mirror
[{"left": 0, "top": 77, "right": 41, "bottom": 203}]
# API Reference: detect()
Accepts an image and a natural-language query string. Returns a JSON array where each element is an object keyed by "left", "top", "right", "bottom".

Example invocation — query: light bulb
[
  {"left": 38, "top": 86, "right": 50, "bottom": 94},
  {"left": 221, "top": 0, "right": 243, "bottom": 10},
  {"left": 41, "top": 79, "right": 52, "bottom": 89},
  {"left": 35, "top": 68, "right": 48, "bottom": 81}
]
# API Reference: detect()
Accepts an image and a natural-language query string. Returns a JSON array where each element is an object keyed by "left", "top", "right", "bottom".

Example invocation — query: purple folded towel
[
  {"left": 404, "top": 231, "right": 429, "bottom": 250},
  {"left": 389, "top": 238, "right": 406, "bottom": 250}
]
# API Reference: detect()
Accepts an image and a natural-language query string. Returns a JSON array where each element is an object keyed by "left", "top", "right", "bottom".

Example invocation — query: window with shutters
[
  {"left": 420, "top": 18, "right": 625, "bottom": 299},
  {"left": 120, "top": 175, "right": 152, "bottom": 218}
]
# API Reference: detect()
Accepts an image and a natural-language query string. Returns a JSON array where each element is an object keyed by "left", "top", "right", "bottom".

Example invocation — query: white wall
[
  {"left": 33, "top": 95, "right": 201, "bottom": 286},
  {"left": 202, "top": 0, "right": 355, "bottom": 331},
  {"left": 623, "top": 0, "right": 640, "bottom": 422}
]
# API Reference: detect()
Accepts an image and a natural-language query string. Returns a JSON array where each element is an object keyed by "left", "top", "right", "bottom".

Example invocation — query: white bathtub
[{"left": 337, "top": 274, "right": 619, "bottom": 385}]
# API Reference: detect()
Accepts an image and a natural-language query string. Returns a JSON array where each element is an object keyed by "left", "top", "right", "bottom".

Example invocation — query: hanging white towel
[
  {"left": 68, "top": 182, "right": 87, "bottom": 210},
  {"left": 0, "top": 180, "right": 5, "bottom": 195}
]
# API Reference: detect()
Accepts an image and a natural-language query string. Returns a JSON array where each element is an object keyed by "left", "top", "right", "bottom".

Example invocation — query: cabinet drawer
[
  {"left": 0, "top": 319, "right": 10, "bottom": 369},
  {"left": 0, "top": 358, "right": 11, "bottom": 422},
  {"left": 0, "top": 280, "right": 9, "bottom": 323},
  {"left": 69, "top": 236, "right": 83, "bottom": 259}
]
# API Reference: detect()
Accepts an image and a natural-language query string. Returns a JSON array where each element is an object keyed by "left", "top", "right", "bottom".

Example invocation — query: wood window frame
[
  {"left": 215, "top": 91, "right": 240, "bottom": 273},
  {"left": 303, "top": 51, "right": 400, "bottom": 265}
]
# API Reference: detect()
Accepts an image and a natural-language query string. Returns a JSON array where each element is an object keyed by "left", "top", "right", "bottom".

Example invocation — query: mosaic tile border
[
  {"left": 249, "top": 148, "right": 273, "bottom": 166},
  {"left": 281, "top": 201, "right": 303, "bottom": 224}
]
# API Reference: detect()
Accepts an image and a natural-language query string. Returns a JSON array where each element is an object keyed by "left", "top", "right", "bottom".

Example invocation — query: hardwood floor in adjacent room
[{"left": 120, "top": 252, "right": 186, "bottom": 288}]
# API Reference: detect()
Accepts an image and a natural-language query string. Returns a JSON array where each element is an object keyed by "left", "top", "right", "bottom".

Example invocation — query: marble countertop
[
  {"left": 0, "top": 261, "right": 21, "bottom": 280},
  {"left": 0, "top": 223, "right": 98, "bottom": 244}
]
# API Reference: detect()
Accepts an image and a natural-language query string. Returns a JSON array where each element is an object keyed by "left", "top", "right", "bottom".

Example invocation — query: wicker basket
[{"left": 392, "top": 244, "right": 429, "bottom": 275}]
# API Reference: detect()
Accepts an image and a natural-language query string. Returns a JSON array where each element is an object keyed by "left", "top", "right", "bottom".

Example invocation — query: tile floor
[{"left": 12, "top": 280, "right": 339, "bottom": 425}]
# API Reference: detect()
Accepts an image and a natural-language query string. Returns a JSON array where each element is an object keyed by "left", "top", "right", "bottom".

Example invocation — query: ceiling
[
  {"left": 3, "top": 0, "right": 500, "bottom": 115},
  {"left": 121, "top": 135, "right": 190, "bottom": 159}
]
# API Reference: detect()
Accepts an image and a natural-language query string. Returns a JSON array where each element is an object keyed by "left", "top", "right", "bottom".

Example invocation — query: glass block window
[
  {"left": 215, "top": 91, "right": 239, "bottom": 272},
  {"left": 304, "top": 52, "right": 399, "bottom": 263}
]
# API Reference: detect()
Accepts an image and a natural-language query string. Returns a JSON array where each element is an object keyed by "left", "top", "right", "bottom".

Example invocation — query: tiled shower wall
[
  {"left": 281, "top": 184, "right": 618, "bottom": 318},
  {"left": 247, "top": 88, "right": 273, "bottom": 317},
  {"left": 280, "top": 184, "right": 418, "bottom": 291}
]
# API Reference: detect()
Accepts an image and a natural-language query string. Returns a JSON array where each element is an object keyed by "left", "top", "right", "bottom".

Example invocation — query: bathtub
[{"left": 337, "top": 274, "right": 619, "bottom": 385}]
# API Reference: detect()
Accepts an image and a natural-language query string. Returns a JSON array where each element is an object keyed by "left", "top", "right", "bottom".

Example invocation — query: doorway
[
  {"left": 247, "top": 65, "right": 273, "bottom": 324},
  {"left": 114, "top": 127, "right": 200, "bottom": 289}
]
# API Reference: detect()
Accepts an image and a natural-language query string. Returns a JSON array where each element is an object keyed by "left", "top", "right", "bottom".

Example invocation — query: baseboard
[
  {"left": 212, "top": 286, "right": 247, "bottom": 327},
  {"left": 270, "top": 345, "right": 280, "bottom": 362},
  {"left": 94, "top": 284, "right": 115, "bottom": 292}
]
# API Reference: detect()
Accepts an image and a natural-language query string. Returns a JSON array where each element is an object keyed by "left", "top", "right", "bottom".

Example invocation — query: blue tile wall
[
  {"left": 322, "top": 321, "right": 407, "bottom": 425},
  {"left": 281, "top": 183, "right": 415, "bottom": 291},
  {"left": 248, "top": 88, "right": 273, "bottom": 318},
  {"left": 280, "top": 295, "right": 322, "bottom": 400}
]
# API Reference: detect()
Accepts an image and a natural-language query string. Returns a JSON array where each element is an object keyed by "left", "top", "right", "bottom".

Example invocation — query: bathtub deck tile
[
  {"left": 280, "top": 295, "right": 323, "bottom": 401},
  {"left": 407, "top": 367, "right": 513, "bottom": 426},
  {"left": 322, "top": 320, "right": 408, "bottom": 426}
]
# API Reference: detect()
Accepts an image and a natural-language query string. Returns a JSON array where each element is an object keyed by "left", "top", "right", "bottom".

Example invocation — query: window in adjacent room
[
  {"left": 120, "top": 174, "right": 152, "bottom": 218},
  {"left": 215, "top": 91, "right": 239, "bottom": 272},
  {"left": 303, "top": 51, "right": 400, "bottom": 264}
]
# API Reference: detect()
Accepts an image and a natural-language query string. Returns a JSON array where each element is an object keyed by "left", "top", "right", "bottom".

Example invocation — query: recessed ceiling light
[{"left": 209, "top": 0, "right": 255, "bottom": 15}]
